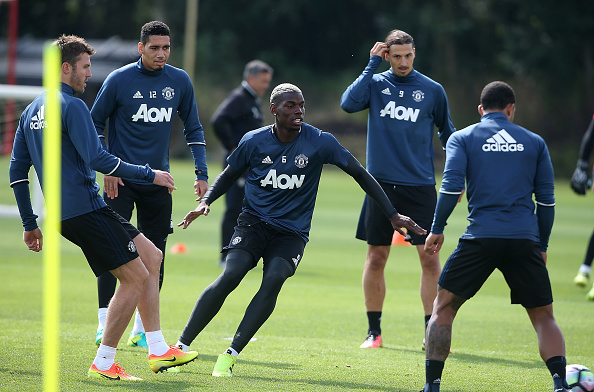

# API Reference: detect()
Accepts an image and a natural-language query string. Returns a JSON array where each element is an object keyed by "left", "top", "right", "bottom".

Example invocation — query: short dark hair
[
  {"left": 270, "top": 83, "right": 302, "bottom": 105},
  {"left": 52, "top": 34, "right": 95, "bottom": 67},
  {"left": 480, "top": 81, "right": 516, "bottom": 111},
  {"left": 243, "top": 60, "right": 273, "bottom": 81},
  {"left": 140, "top": 21, "right": 170, "bottom": 44},
  {"left": 385, "top": 29, "right": 415, "bottom": 49}
]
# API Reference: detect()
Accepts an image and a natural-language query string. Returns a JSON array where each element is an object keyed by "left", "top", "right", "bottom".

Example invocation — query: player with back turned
[{"left": 421, "top": 81, "right": 569, "bottom": 392}]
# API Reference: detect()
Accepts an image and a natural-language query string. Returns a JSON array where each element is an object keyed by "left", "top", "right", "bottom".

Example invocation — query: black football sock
[
  {"left": 546, "top": 356, "right": 569, "bottom": 388},
  {"left": 425, "top": 359, "right": 444, "bottom": 391},
  {"left": 366, "top": 311, "right": 381, "bottom": 335}
]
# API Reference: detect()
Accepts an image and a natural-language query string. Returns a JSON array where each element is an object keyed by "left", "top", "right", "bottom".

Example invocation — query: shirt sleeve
[
  {"left": 9, "top": 119, "right": 38, "bottom": 231},
  {"left": 432, "top": 84, "right": 456, "bottom": 149},
  {"left": 340, "top": 56, "right": 381, "bottom": 113},
  {"left": 177, "top": 71, "right": 208, "bottom": 181},
  {"left": 90, "top": 74, "right": 118, "bottom": 150}
]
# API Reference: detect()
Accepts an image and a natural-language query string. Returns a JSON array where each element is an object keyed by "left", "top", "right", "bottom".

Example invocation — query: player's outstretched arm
[{"left": 152, "top": 170, "right": 177, "bottom": 194}]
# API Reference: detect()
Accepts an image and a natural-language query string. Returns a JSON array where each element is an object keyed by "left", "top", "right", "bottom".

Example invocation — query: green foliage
[{"left": 1, "top": 157, "right": 594, "bottom": 391}]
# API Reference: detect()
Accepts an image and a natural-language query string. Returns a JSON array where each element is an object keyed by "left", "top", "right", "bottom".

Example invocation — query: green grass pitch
[{"left": 1, "top": 157, "right": 593, "bottom": 391}]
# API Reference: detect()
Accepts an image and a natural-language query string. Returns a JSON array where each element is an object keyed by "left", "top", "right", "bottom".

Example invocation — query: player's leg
[
  {"left": 213, "top": 231, "right": 302, "bottom": 377},
  {"left": 212, "top": 256, "right": 294, "bottom": 377},
  {"left": 422, "top": 238, "right": 491, "bottom": 392},
  {"left": 397, "top": 185, "right": 439, "bottom": 348},
  {"left": 503, "top": 239, "right": 569, "bottom": 390},
  {"left": 361, "top": 244, "right": 390, "bottom": 347},
  {"left": 98, "top": 183, "right": 135, "bottom": 345},
  {"left": 574, "top": 228, "right": 594, "bottom": 287},
  {"left": 526, "top": 305, "right": 570, "bottom": 390},
  {"left": 416, "top": 245, "right": 441, "bottom": 349},
  {"left": 62, "top": 207, "right": 145, "bottom": 380},
  {"left": 177, "top": 249, "right": 255, "bottom": 347},
  {"left": 356, "top": 190, "right": 395, "bottom": 348},
  {"left": 128, "top": 184, "right": 172, "bottom": 347},
  {"left": 423, "top": 287, "right": 465, "bottom": 392}
]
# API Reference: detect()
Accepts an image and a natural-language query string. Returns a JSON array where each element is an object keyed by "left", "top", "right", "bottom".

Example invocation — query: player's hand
[
  {"left": 424, "top": 233, "right": 444, "bottom": 255},
  {"left": 370, "top": 42, "right": 388, "bottom": 59},
  {"left": 570, "top": 159, "right": 591, "bottom": 195},
  {"left": 177, "top": 202, "right": 210, "bottom": 229},
  {"left": 541, "top": 251, "right": 547, "bottom": 264},
  {"left": 389, "top": 213, "right": 426, "bottom": 237},
  {"left": 104, "top": 175, "right": 124, "bottom": 199},
  {"left": 23, "top": 227, "right": 43, "bottom": 252},
  {"left": 152, "top": 170, "right": 177, "bottom": 194},
  {"left": 194, "top": 179, "right": 208, "bottom": 199}
]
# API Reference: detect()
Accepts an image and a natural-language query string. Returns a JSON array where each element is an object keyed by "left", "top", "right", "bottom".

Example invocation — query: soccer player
[
  {"left": 340, "top": 29, "right": 456, "bottom": 349},
  {"left": 9, "top": 34, "right": 198, "bottom": 380},
  {"left": 90, "top": 20, "right": 209, "bottom": 348},
  {"left": 174, "top": 83, "right": 426, "bottom": 377},
  {"left": 570, "top": 113, "right": 594, "bottom": 299},
  {"left": 212, "top": 59, "right": 273, "bottom": 266},
  {"left": 421, "top": 81, "right": 570, "bottom": 392}
]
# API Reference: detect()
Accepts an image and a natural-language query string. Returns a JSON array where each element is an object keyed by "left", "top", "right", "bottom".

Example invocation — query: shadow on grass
[{"left": 384, "top": 346, "right": 543, "bottom": 369}]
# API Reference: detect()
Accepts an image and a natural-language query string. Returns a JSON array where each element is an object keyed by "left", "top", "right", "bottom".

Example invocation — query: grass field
[{"left": 1, "top": 156, "right": 594, "bottom": 391}]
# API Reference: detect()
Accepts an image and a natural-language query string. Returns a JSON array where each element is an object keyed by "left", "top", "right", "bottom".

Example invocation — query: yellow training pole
[{"left": 42, "top": 42, "right": 61, "bottom": 392}]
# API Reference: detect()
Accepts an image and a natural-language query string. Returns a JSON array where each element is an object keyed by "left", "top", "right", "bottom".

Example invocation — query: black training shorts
[
  {"left": 356, "top": 182, "right": 436, "bottom": 246},
  {"left": 104, "top": 180, "right": 173, "bottom": 237},
  {"left": 438, "top": 238, "right": 553, "bottom": 308},
  {"left": 61, "top": 206, "right": 140, "bottom": 277},
  {"left": 224, "top": 212, "right": 306, "bottom": 275}
]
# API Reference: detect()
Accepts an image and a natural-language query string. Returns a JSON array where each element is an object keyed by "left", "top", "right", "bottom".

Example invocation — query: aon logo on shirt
[
  {"left": 379, "top": 101, "right": 420, "bottom": 122},
  {"left": 132, "top": 104, "right": 173, "bottom": 122},
  {"left": 260, "top": 169, "right": 305, "bottom": 189}
]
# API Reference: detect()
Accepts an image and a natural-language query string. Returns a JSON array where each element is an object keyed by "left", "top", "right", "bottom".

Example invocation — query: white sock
[
  {"left": 176, "top": 340, "right": 190, "bottom": 352},
  {"left": 94, "top": 344, "right": 116, "bottom": 371},
  {"left": 97, "top": 308, "right": 108, "bottom": 331},
  {"left": 226, "top": 347, "right": 239, "bottom": 357},
  {"left": 579, "top": 264, "right": 592, "bottom": 274},
  {"left": 131, "top": 310, "right": 144, "bottom": 335},
  {"left": 145, "top": 330, "right": 169, "bottom": 356}
]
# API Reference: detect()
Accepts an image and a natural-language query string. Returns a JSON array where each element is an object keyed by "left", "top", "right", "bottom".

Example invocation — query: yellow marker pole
[{"left": 42, "top": 42, "right": 61, "bottom": 392}]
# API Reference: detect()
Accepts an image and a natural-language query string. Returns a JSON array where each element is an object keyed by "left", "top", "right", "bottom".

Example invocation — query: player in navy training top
[
  {"left": 421, "top": 81, "right": 569, "bottom": 392},
  {"left": 9, "top": 35, "right": 196, "bottom": 380},
  {"left": 570, "top": 113, "right": 594, "bottom": 298},
  {"left": 341, "top": 29, "right": 456, "bottom": 349},
  {"left": 89, "top": 21, "right": 209, "bottom": 347},
  {"left": 212, "top": 60, "right": 273, "bottom": 266},
  {"left": 173, "top": 83, "right": 426, "bottom": 377}
]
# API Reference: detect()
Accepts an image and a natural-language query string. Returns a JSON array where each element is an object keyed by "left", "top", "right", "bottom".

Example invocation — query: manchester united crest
[
  {"left": 162, "top": 87, "right": 175, "bottom": 100},
  {"left": 294, "top": 154, "right": 308, "bottom": 168}
]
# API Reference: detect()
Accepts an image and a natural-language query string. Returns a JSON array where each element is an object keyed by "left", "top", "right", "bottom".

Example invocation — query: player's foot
[
  {"left": 127, "top": 331, "right": 148, "bottom": 348},
  {"left": 360, "top": 332, "right": 382, "bottom": 348},
  {"left": 95, "top": 329, "right": 103, "bottom": 347},
  {"left": 148, "top": 345, "right": 198, "bottom": 373},
  {"left": 587, "top": 286, "right": 594, "bottom": 301},
  {"left": 420, "top": 383, "right": 440, "bottom": 392},
  {"left": 212, "top": 353, "right": 236, "bottom": 377},
  {"left": 88, "top": 363, "right": 142, "bottom": 381},
  {"left": 574, "top": 271, "right": 589, "bottom": 287}
]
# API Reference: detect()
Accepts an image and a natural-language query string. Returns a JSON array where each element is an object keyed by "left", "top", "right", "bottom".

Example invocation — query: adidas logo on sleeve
[
  {"left": 482, "top": 129, "right": 524, "bottom": 152},
  {"left": 30, "top": 105, "right": 47, "bottom": 130}
]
